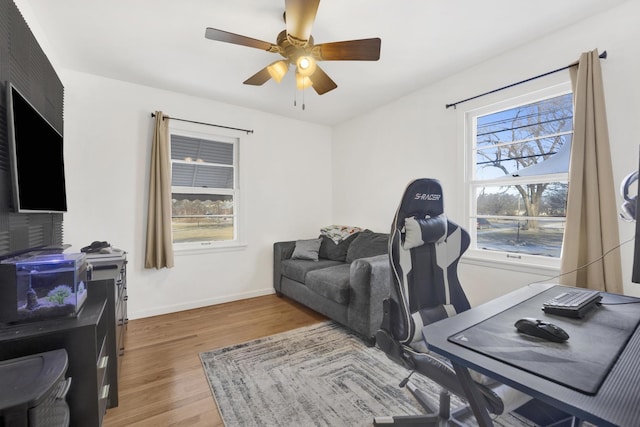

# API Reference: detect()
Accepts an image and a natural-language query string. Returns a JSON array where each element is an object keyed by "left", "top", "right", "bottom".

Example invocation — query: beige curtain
[
  {"left": 559, "top": 49, "right": 622, "bottom": 293},
  {"left": 144, "top": 111, "right": 175, "bottom": 269}
]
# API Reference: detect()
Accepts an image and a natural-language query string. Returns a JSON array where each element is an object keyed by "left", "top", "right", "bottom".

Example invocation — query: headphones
[{"left": 620, "top": 171, "right": 638, "bottom": 222}]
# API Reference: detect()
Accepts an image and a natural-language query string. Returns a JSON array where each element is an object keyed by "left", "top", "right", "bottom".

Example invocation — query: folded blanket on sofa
[{"left": 320, "top": 225, "right": 363, "bottom": 243}]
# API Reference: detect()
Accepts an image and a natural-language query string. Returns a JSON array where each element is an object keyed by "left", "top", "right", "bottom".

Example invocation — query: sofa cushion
[
  {"left": 345, "top": 230, "right": 389, "bottom": 263},
  {"left": 291, "top": 238, "right": 322, "bottom": 261},
  {"left": 318, "top": 233, "right": 358, "bottom": 262},
  {"left": 305, "top": 264, "right": 352, "bottom": 305},
  {"left": 281, "top": 259, "right": 343, "bottom": 283}
]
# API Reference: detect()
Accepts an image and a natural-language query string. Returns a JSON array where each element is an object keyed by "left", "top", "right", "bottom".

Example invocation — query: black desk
[{"left": 422, "top": 283, "right": 640, "bottom": 427}]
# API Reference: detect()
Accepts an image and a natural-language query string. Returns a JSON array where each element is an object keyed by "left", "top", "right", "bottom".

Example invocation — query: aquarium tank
[{"left": 0, "top": 252, "right": 88, "bottom": 324}]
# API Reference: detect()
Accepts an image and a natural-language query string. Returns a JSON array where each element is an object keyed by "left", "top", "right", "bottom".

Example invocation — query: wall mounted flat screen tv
[{"left": 6, "top": 82, "right": 67, "bottom": 213}]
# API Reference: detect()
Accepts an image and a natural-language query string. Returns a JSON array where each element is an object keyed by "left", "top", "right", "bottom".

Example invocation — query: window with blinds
[
  {"left": 170, "top": 132, "right": 239, "bottom": 247},
  {"left": 465, "top": 85, "right": 572, "bottom": 263}
]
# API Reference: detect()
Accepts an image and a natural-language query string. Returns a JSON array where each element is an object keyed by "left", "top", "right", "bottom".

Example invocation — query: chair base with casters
[
  {"left": 373, "top": 347, "right": 472, "bottom": 426},
  {"left": 374, "top": 319, "right": 479, "bottom": 427},
  {"left": 373, "top": 385, "right": 472, "bottom": 426}
]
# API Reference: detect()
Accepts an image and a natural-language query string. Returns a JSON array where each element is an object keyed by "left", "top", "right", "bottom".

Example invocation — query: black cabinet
[{"left": 0, "top": 282, "right": 112, "bottom": 427}]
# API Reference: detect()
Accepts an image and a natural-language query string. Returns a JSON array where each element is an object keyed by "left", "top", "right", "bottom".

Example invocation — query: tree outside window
[{"left": 468, "top": 91, "right": 572, "bottom": 259}]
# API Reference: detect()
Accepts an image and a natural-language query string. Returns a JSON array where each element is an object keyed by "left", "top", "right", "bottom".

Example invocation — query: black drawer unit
[{"left": 86, "top": 251, "right": 128, "bottom": 409}]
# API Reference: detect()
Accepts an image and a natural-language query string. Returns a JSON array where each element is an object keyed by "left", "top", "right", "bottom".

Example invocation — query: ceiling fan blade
[
  {"left": 314, "top": 38, "right": 381, "bottom": 61},
  {"left": 243, "top": 67, "right": 272, "bottom": 86},
  {"left": 284, "top": 0, "right": 320, "bottom": 43},
  {"left": 308, "top": 65, "right": 337, "bottom": 95},
  {"left": 205, "top": 27, "right": 277, "bottom": 51}
]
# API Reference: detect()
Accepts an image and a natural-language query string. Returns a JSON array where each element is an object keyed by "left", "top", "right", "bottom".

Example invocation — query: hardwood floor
[{"left": 103, "top": 295, "right": 326, "bottom": 427}]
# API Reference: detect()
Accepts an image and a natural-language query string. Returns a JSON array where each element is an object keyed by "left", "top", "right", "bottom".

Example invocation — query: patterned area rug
[{"left": 200, "top": 322, "right": 534, "bottom": 427}]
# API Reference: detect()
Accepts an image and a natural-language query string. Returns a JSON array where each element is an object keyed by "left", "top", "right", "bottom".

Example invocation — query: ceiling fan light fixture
[
  {"left": 296, "top": 72, "right": 313, "bottom": 90},
  {"left": 296, "top": 56, "right": 316, "bottom": 77},
  {"left": 267, "top": 60, "right": 289, "bottom": 83}
]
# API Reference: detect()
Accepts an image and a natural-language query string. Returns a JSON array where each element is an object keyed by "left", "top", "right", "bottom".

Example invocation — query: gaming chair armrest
[
  {"left": 348, "top": 254, "right": 392, "bottom": 340},
  {"left": 273, "top": 241, "right": 296, "bottom": 293}
]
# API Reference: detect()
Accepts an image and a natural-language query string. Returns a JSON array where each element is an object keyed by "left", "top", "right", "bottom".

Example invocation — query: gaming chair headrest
[
  {"left": 394, "top": 178, "right": 448, "bottom": 249},
  {"left": 396, "top": 178, "right": 444, "bottom": 220}
]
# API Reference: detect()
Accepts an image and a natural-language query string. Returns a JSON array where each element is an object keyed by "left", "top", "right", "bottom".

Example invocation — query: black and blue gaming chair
[{"left": 374, "top": 178, "right": 531, "bottom": 426}]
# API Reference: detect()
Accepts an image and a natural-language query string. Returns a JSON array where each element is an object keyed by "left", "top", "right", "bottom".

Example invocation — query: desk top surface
[{"left": 423, "top": 283, "right": 640, "bottom": 427}]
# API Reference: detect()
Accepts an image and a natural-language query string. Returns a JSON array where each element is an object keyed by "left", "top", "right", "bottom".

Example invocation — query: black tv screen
[{"left": 6, "top": 82, "right": 67, "bottom": 213}]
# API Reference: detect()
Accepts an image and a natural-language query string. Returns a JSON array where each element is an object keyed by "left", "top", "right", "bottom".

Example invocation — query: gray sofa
[{"left": 273, "top": 230, "right": 391, "bottom": 343}]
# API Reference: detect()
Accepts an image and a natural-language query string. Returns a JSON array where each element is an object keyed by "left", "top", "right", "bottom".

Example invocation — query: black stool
[{"left": 0, "top": 349, "right": 71, "bottom": 427}]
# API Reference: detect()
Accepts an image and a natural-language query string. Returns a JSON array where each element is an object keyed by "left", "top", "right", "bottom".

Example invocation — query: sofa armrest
[
  {"left": 273, "top": 241, "right": 296, "bottom": 293},
  {"left": 348, "top": 254, "right": 391, "bottom": 340}
]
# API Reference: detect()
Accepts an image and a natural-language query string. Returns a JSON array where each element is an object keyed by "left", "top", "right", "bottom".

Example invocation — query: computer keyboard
[{"left": 542, "top": 289, "right": 602, "bottom": 318}]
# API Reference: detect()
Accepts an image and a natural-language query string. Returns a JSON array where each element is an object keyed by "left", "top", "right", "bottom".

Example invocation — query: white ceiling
[{"left": 24, "top": 0, "right": 628, "bottom": 126}]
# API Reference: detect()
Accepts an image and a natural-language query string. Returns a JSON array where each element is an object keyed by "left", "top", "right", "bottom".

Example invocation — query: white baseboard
[{"left": 128, "top": 288, "right": 275, "bottom": 320}]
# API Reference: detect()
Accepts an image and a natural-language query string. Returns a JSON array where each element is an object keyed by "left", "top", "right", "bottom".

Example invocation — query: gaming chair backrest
[{"left": 388, "top": 178, "right": 471, "bottom": 347}]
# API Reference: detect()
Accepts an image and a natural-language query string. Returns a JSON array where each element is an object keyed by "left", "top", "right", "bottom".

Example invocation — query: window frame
[
  {"left": 462, "top": 82, "right": 573, "bottom": 272},
  {"left": 168, "top": 121, "right": 245, "bottom": 253}
]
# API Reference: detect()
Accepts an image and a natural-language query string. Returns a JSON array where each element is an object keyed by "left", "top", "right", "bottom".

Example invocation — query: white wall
[
  {"left": 60, "top": 70, "right": 333, "bottom": 319},
  {"left": 333, "top": 0, "right": 640, "bottom": 303}
]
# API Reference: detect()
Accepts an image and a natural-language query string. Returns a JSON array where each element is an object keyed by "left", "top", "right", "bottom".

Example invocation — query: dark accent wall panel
[{"left": 0, "top": 0, "right": 64, "bottom": 256}]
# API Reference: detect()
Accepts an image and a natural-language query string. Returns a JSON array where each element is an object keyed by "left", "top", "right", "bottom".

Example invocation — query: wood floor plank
[{"left": 103, "top": 295, "right": 326, "bottom": 426}]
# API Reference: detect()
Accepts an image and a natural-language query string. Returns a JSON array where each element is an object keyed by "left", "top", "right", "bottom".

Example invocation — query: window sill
[
  {"left": 461, "top": 251, "right": 560, "bottom": 277},
  {"left": 174, "top": 241, "right": 248, "bottom": 255}
]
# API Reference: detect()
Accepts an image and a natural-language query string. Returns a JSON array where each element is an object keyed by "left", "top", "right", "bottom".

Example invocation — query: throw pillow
[
  {"left": 345, "top": 230, "right": 389, "bottom": 263},
  {"left": 291, "top": 238, "right": 322, "bottom": 261},
  {"left": 318, "top": 233, "right": 359, "bottom": 262}
]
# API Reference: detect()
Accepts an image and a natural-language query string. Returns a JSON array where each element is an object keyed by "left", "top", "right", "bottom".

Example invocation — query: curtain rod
[
  {"left": 445, "top": 50, "right": 607, "bottom": 110},
  {"left": 150, "top": 112, "right": 254, "bottom": 134}
]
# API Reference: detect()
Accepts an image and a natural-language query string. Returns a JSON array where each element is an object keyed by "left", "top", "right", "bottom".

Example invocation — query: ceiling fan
[{"left": 204, "top": 0, "right": 381, "bottom": 95}]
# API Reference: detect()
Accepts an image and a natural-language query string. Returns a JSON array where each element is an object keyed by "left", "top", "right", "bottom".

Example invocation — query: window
[
  {"left": 170, "top": 127, "right": 240, "bottom": 250},
  {"left": 465, "top": 84, "right": 572, "bottom": 266}
]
